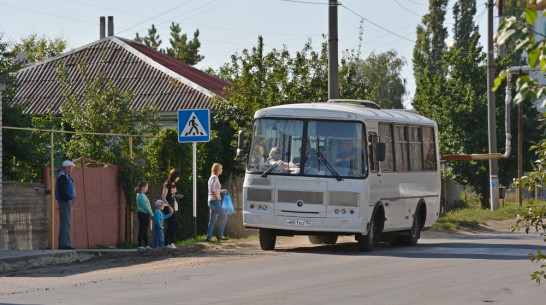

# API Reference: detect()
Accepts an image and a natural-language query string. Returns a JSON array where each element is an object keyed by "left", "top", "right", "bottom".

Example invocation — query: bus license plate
[{"left": 286, "top": 219, "right": 312, "bottom": 227}]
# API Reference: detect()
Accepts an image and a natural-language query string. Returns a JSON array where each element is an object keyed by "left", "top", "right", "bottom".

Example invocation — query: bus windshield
[{"left": 247, "top": 118, "right": 367, "bottom": 178}]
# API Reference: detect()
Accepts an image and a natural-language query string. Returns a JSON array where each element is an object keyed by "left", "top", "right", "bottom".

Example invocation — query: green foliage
[
  {"left": 512, "top": 114, "right": 546, "bottom": 192},
  {"left": 511, "top": 204, "right": 546, "bottom": 284},
  {"left": 56, "top": 61, "right": 161, "bottom": 163},
  {"left": 458, "top": 189, "right": 482, "bottom": 209},
  {"left": 55, "top": 59, "right": 161, "bottom": 230},
  {"left": 212, "top": 36, "right": 408, "bottom": 164},
  {"left": 494, "top": 3, "right": 546, "bottom": 283},
  {"left": 135, "top": 24, "right": 162, "bottom": 51},
  {"left": 166, "top": 23, "right": 204, "bottom": 66},
  {"left": 2, "top": 33, "right": 70, "bottom": 181},
  {"left": 11, "top": 33, "right": 67, "bottom": 63},
  {"left": 135, "top": 23, "right": 204, "bottom": 65},
  {"left": 432, "top": 200, "right": 528, "bottom": 231},
  {"left": 414, "top": 0, "right": 542, "bottom": 207},
  {"left": 1, "top": 33, "right": 49, "bottom": 182},
  {"left": 341, "top": 50, "right": 406, "bottom": 108},
  {"left": 142, "top": 123, "right": 236, "bottom": 240}
]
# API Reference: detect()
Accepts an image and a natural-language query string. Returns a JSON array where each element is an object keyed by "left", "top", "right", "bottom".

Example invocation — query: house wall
[{"left": 0, "top": 182, "right": 50, "bottom": 250}]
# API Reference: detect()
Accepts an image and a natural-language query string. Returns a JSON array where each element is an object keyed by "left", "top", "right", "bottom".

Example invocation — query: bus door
[{"left": 367, "top": 132, "right": 381, "bottom": 207}]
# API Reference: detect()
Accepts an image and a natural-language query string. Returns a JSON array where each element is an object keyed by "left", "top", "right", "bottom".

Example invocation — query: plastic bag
[{"left": 222, "top": 192, "right": 235, "bottom": 215}]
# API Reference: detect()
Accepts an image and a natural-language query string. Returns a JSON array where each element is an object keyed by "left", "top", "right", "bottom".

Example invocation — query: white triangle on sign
[{"left": 180, "top": 112, "right": 208, "bottom": 137}]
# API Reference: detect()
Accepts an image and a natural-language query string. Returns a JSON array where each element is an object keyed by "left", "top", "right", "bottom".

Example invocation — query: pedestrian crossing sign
[{"left": 178, "top": 109, "right": 210, "bottom": 142}]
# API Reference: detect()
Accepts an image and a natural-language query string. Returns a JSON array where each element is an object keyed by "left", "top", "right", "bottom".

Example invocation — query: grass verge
[{"left": 432, "top": 199, "right": 545, "bottom": 231}]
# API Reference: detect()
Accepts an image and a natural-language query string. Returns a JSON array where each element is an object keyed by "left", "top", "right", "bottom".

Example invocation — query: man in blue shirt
[{"left": 55, "top": 160, "right": 77, "bottom": 250}]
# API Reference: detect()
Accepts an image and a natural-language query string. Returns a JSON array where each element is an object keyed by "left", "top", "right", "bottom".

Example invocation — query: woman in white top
[{"left": 206, "top": 163, "right": 229, "bottom": 242}]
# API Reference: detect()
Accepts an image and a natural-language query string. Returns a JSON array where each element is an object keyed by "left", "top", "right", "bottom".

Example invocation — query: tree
[
  {"left": 1, "top": 33, "right": 70, "bottom": 182},
  {"left": 412, "top": 0, "right": 542, "bottom": 207},
  {"left": 342, "top": 50, "right": 406, "bottom": 108},
  {"left": 495, "top": 2, "right": 546, "bottom": 284},
  {"left": 413, "top": 0, "right": 448, "bottom": 77},
  {"left": 166, "top": 23, "right": 204, "bottom": 65},
  {"left": 212, "top": 36, "right": 408, "bottom": 161},
  {"left": 213, "top": 36, "right": 329, "bottom": 135},
  {"left": 12, "top": 33, "right": 67, "bottom": 63},
  {"left": 56, "top": 61, "right": 161, "bottom": 163},
  {"left": 135, "top": 24, "right": 162, "bottom": 51}
]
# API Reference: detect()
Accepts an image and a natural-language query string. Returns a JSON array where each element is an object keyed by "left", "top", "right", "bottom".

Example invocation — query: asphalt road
[{"left": 0, "top": 226, "right": 544, "bottom": 305}]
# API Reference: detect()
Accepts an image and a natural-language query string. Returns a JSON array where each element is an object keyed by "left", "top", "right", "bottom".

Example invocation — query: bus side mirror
[
  {"left": 236, "top": 130, "right": 245, "bottom": 158},
  {"left": 376, "top": 142, "right": 386, "bottom": 162}
]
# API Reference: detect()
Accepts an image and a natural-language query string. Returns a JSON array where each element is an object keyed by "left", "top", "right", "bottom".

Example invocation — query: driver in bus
[{"left": 335, "top": 139, "right": 358, "bottom": 168}]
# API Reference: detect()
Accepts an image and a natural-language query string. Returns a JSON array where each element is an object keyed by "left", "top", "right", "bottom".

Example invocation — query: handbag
[{"left": 222, "top": 192, "right": 235, "bottom": 215}]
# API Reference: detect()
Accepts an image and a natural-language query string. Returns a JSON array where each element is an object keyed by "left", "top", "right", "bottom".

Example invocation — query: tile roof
[{"left": 13, "top": 36, "right": 231, "bottom": 115}]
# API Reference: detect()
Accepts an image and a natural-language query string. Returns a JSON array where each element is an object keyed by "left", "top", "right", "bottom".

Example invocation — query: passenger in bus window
[{"left": 335, "top": 140, "right": 358, "bottom": 168}]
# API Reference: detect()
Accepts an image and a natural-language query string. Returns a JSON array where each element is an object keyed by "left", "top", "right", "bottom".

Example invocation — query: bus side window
[
  {"left": 368, "top": 133, "right": 379, "bottom": 172},
  {"left": 423, "top": 127, "right": 437, "bottom": 170},
  {"left": 378, "top": 123, "right": 394, "bottom": 171}
]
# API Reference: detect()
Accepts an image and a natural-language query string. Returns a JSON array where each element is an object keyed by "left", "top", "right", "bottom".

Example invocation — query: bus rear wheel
[
  {"left": 259, "top": 228, "right": 276, "bottom": 250},
  {"left": 401, "top": 212, "right": 421, "bottom": 246}
]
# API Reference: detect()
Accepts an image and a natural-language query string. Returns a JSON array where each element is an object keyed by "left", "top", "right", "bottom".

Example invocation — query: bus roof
[{"left": 254, "top": 102, "right": 436, "bottom": 125}]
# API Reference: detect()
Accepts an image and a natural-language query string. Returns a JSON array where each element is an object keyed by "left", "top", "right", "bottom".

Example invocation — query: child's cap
[{"left": 155, "top": 200, "right": 168, "bottom": 207}]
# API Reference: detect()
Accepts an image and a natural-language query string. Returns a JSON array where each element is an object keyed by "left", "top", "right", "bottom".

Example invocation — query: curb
[{"left": 0, "top": 249, "right": 136, "bottom": 273}]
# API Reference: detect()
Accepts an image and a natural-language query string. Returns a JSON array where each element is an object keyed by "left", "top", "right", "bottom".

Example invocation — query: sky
[{"left": 0, "top": 0, "right": 495, "bottom": 108}]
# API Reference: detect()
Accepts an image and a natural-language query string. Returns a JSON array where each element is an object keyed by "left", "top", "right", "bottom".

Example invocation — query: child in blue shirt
[{"left": 153, "top": 199, "right": 172, "bottom": 248}]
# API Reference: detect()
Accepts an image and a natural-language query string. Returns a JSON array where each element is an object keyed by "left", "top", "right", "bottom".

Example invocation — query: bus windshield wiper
[{"left": 317, "top": 151, "right": 342, "bottom": 181}]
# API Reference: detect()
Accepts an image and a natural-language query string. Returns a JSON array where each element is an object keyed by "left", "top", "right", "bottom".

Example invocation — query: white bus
[{"left": 239, "top": 100, "right": 441, "bottom": 251}]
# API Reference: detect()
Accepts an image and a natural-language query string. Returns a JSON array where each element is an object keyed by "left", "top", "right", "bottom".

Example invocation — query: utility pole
[
  {"left": 328, "top": 0, "right": 339, "bottom": 100},
  {"left": 497, "top": 0, "right": 505, "bottom": 58},
  {"left": 487, "top": 0, "right": 500, "bottom": 210}
]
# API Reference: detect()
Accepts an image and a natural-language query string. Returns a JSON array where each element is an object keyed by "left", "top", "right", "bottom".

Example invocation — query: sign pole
[{"left": 193, "top": 141, "right": 197, "bottom": 238}]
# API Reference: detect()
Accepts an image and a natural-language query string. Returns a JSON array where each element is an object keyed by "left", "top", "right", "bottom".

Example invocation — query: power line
[
  {"left": 393, "top": 0, "right": 423, "bottom": 17},
  {"left": 117, "top": 0, "right": 194, "bottom": 35},
  {"left": 1, "top": 2, "right": 96, "bottom": 26},
  {"left": 340, "top": 3, "right": 416, "bottom": 43}
]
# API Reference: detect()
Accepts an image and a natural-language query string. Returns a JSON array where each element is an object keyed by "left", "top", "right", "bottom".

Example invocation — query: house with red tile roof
[{"left": 12, "top": 35, "right": 232, "bottom": 127}]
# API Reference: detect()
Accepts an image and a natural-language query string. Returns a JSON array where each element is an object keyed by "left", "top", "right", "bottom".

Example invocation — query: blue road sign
[{"left": 178, "top": 109, "right": 210, "bottom": 142}]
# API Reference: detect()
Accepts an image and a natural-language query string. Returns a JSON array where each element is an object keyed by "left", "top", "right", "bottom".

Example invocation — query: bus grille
[
  {"left": 328, "top": 191, "right": 359, "bottom": 207},
  {"left": 277, "top": 190, "right": 323, "bottom": 205},
  {"left": 246, "top": 177, "right": 271, "bottom": 186},
  {"left": 247, "top": 188, "right": 272, "bottom": 202}
]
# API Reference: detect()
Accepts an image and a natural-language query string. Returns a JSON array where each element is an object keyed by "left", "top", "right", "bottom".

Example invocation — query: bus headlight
[{"left": 335, "top": 209, "right": 340, "bottom": 214}]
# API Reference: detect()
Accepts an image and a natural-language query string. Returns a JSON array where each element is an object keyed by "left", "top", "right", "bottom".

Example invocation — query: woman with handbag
[
  {"left": 161, "top": 169, "right": 183, "bottom": 249},
  {"left": 206, "top": 163, "right": 229, "bottom": 242}
]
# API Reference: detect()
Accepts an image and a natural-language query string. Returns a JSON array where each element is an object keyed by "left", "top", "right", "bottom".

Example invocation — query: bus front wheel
[
  {"left": 259, "top": 228, "right": 276, "bottom": 250},
  {"left": 356, "top": 218, "right": 377, "bottom": 252}
]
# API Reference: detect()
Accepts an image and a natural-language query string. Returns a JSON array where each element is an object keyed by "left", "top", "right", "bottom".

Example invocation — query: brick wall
[{"left": 0, "top": 182, "right": 50, "bottom": 250}]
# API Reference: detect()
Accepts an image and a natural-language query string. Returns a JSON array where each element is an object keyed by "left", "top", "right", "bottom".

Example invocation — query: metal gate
[{"left": 48, "top": 159, "right": 125, "bottom": 249}]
